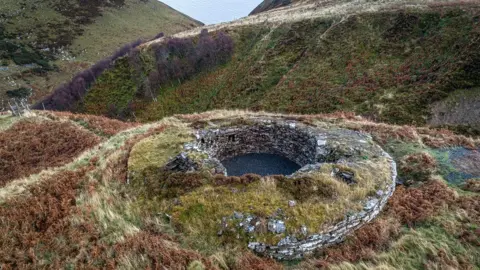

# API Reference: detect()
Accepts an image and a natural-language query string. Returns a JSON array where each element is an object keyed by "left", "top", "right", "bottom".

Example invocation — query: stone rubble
[{"left": 165, "top": 118, "right": 397, "bottom": 260}]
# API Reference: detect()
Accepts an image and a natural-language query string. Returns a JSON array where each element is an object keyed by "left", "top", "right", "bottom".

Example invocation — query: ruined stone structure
[
  {"left": 248, "top": 152, "right": 397, "bottom": 260},
  {"left": 163, "top": 118, "right": 397, "bottom": 260}
]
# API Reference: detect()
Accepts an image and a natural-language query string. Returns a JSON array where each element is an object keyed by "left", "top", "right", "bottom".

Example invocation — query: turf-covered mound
[
  {"left": 128, "top": 115, "right": 397, "bottom": 259},
  {"left": 0, "top": 110, "right": 478, "bottom": 268}
]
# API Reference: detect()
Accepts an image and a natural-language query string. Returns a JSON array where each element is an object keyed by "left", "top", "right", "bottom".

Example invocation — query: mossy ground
[
  {"left": 124, "top": 115, "right": 394, "bottom": 256},
  {"left": 0, "top": 110, "right": 478, "bottom": 269},
  {"left": 128, "top": 124, "right": 194, "bottom": 183}
]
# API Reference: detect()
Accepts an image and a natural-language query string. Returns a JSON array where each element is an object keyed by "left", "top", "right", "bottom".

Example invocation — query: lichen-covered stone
[{"left": 128, "top": 115, "right": 397, "bottom": 261}]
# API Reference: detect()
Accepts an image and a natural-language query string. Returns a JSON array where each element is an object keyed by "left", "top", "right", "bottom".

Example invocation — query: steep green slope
[
  {"left": 79, "top": 3, "right": 480, "bottom": 133},
  {"left": 0, "top": 0, "right": 202, "bottom": 101}
]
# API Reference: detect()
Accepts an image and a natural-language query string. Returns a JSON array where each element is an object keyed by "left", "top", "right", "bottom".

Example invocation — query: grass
[
  {"left": 127, "top": 124, "right": 194, "bottom": 183},
  {"left": 79, "top": 5, "right": 480, "bottom": 134},
  {"left": 0, "top": 0, "right": 202, "bottom": 103},
  {"left": 0, "top": 114, "right": 18, "bottom": 131},
  {"left": 0, "top": 110, "right": 478, "bottom": 269},
  {"left": 42, "top": 111, "right": 140, "bottom": 137},
  {"left": 324, "top": 224, "right": 478, "bottom": 270},
  {"left": 71, "top": 0, "right": 202, "bottom": 62},
  {"left": 298, "top": 179, "right": 479, "bottom": 269}
]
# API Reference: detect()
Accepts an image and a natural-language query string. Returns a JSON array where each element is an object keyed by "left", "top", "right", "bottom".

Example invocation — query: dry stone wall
[
  {"left": 194, "top": 121, "right": 318, "bottom": 167},
  {"left": 168, "top": 118, "right": 397, "bottom": 260},
  {"left": 249, "top": 152, "right": 397, "bottom": 260}
]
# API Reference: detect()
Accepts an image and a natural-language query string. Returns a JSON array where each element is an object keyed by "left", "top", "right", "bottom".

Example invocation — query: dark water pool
[{"left": 222, "top": 153, "right": 301, "bottom": 176}]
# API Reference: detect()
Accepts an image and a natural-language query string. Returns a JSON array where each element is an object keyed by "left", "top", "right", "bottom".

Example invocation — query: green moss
[
  {"left": 127, "top": 125, "right": 194, "bottom": 185},
  {"left": 83, "top": 57, "right": 138, "bottom": 117}
]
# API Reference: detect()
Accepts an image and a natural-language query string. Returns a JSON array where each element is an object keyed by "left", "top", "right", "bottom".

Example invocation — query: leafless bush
[{"left": 6, "top": 98, "right": 31, "bottom": 116}]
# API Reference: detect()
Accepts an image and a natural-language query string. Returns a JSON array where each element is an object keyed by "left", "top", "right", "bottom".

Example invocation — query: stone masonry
[{"left": 166, "top": 117, "right": 397, "bottom": 260}]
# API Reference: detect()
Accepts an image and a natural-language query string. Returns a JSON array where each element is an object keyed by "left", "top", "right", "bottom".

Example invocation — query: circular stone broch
[{"left": 127, "top": 114, "right": 397, "bottom": 260}]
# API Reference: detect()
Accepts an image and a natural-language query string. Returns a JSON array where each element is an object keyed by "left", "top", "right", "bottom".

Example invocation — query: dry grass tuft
[
  {"left": 360, "top": 124, "right": 419, "bottom": 145},
  {"left": 43, "top": 111, "right": 139, "bottom": 137},
  {"left": 419, "top": 128, "right": 477, "bottom": 149},
  {"left": 111, "top": 232, "right": 214, "bottom": 269},
  {"left": 0, "top": 120, "right": 101, "bottom": 186},
  {"left": 455, "top": 195, "right": 480, "bottom": 246}
]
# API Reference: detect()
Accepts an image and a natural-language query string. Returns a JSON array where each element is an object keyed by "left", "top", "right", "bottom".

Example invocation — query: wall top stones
[{"left": 160, "top": 117, "right": 397, "bottom": 260}]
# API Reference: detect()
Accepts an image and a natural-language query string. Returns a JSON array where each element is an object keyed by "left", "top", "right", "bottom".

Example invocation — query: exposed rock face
[{"left": 163, "top": 117, "right": 397, "bottom": 260}]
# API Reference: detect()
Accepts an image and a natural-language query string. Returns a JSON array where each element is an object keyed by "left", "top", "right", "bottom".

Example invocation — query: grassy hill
[
  {"left": 1, "top": 1, "right": 479, "bottom": 268},
  {"left": 65, "top": 0, "right": 480, "bottom": 134},
  {"left": 249, "top": 0, "right": 293, "bottom": 15},
  {"left": 0, "top": 110, "right": 478, "bottom": 268},
  {"left": 0, "top": 0, "right": 202, "bottom": 102}
]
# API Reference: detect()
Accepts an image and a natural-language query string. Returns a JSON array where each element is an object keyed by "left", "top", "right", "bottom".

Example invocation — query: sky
[{"left": 161, "top": 0, "right": 262, "bottom": 25}]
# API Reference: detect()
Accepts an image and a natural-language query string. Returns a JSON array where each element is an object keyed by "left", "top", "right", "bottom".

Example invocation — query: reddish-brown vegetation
[
  {"left": 0, "top": 120, "right": 101, "bottom": 186},
  {"left": 462, "top": 179, "right": 480, "bottom": 193},
  {"left": 110, "top": 232, "right": 214, "bottom": 269},
  {"left": 0, "top": 152, "right": 213, "bottom": 269},
  {"left": 233, "top": 252, "right": 283, "bottom": 270},
  {"left": 45, "top": 111, "right": 139, "bottom": 137},
  {"left": 357, "top": 123, "right": 418, "bottom": 145},
  {"left": 309, "top": 180, "right": 457, "bottom": 267},
  {"left": 312, "top": 218, "right": 401, "bottom": 267},
  {"left": 0, "top": 167, "right": 105, "bottom": 269},
  {"left": 386, "top": 180, "right": 456, "bottom": 226},
  {"left": 455, "top": 195, "right": 480, "bottom": 246},
  {"left": 399, "top": 152, "right": 438, "bottom": 185},
  {"left": 418, "top": 128, "right": 477, "bottom": 149},
  {"left": 213, "top": 173, "right": 262, "bottom": 186}
]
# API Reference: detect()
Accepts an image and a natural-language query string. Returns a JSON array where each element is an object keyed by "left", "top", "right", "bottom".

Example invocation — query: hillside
[
  {"left": 2, "top": 1, "right": 479, "bottom": 268},
  {"left": 249, "top": 0, "right": 293, "bottom": 15},
  {"left": 41, "top": 0, "right": 480, "bottom": 135},
  {"left": 0, "top": 0, "right": 202, "bottom": 102},
  {"left": 0, "top": 110, "right": 478, "bottom": 268}
]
